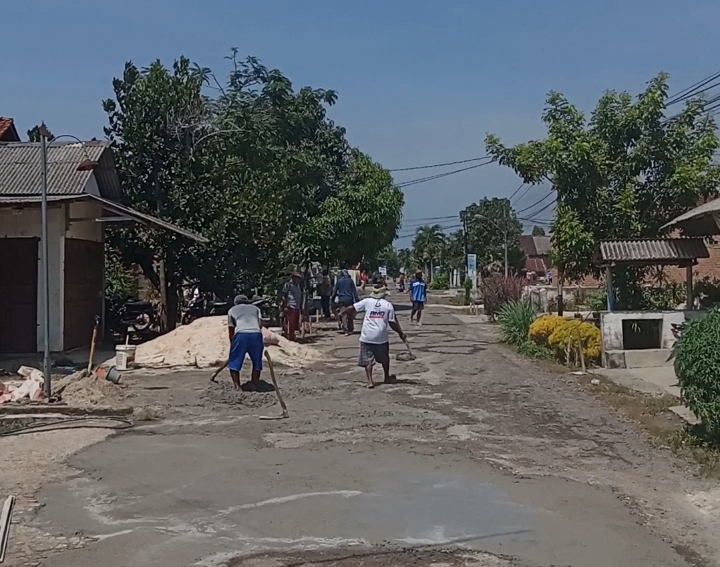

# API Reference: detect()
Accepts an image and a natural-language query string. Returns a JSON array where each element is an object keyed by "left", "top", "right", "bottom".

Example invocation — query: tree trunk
[{"left": 158, "top": 248, "right": 179, "bottom": 333}]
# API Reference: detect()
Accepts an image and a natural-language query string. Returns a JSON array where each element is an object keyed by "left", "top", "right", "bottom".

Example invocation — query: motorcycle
[
  {"left": 119, "top": 300, "right": 157, "bottom": 338},
  {"left": 181, "top": 293, "right": 229, "bottom": 325}
]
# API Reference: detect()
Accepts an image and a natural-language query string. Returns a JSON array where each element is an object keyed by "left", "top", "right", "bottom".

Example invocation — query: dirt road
[{"left": 4, "top": 302, "right": 720, "bottom": 566}]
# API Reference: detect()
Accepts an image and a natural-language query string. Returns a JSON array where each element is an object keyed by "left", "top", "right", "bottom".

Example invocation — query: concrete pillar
[
  {"left": 606, "top": 266, "right": 614, "bottom": 311},
  {"left": 686, "top": 264, "right": 693, "bottom": 310}
]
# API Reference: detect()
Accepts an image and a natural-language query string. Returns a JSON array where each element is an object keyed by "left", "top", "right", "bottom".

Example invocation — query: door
[
  {"left": 0, "top": 238, "right": 39, "bottom": 353},
  {"left": 63, "top": 239, "right": 104, "bottom": 350}
]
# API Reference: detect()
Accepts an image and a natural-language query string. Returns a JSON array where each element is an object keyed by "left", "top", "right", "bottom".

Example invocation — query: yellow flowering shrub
[
  {"left": 528, "top": 315, "right": 567, "bottom": 346},
  {"left": 548, "top": 320, "right": 601, "bottom": 363}
]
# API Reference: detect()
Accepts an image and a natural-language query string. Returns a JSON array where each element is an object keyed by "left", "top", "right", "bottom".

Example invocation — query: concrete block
[
  {"left": 624, "top": 349, "right": 674, "bottom": 369},
  {"left": 603, "top": 350, "right": 627, "bottom": 369}
]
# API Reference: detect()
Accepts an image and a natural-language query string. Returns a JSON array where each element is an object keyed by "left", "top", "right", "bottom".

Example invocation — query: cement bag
[{"left": 262, "top": 327, "right": 281, "bottom": 346}]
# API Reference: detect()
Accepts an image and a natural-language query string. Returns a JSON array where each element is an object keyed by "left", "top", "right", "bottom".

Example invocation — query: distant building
[{"left": 520, "top": 235, "right": 551, "bottom": 276}]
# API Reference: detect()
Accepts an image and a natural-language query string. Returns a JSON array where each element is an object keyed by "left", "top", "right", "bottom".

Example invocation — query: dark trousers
[{"left": 320, "top": 295, "right": 331, "bottom": 318}]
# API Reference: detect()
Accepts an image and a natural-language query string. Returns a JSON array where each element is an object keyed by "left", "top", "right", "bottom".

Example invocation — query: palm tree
[{"left": 412, "top": 224, "right": 445, "bottom": 282}]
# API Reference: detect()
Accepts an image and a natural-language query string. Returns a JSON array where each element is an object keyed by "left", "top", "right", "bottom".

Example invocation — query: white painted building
[{"left": 0, "top": 138, "right": 207, "bottom": 354}]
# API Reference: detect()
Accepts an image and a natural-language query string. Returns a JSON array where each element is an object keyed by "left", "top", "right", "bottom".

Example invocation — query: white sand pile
[
  {"left": 114, "top": 316, "right": 324, "bottom": 369},
  {"left": 60, "top": 375, "right": 134, "bottom": 407}
]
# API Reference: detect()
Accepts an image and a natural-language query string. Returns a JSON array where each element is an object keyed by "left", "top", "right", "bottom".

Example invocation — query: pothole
[{"left": 225, "top": 548, "right": 518, "bottom": 567}]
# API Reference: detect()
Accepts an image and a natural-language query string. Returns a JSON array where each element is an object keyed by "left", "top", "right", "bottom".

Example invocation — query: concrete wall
[
  {"left": 0, "top": 198, "right": 105, "bottom": 352},
  {"left": 600, "top": 310, "right": 707, "bottom": 352},
  {"left": 0, "top": 204, "right": 65, "bottom": 351}
]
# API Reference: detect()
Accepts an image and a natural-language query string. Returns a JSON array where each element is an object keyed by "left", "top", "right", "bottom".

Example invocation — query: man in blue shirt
[
  {"left": 332, "top": 269, "right": 360, "bottom": 335},
  {"left": 408, "top": 270, "right": 427, "bottom": 325}
]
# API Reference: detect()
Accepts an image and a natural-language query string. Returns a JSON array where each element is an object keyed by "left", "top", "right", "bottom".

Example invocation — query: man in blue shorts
[
  {"left": 227, "top": 295, "right": 264, "bottom": 390},
  {"left": 408, "top": 270, "right": 427, "bottom": 325}
]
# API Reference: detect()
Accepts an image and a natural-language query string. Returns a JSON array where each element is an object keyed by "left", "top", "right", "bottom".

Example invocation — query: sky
[{"left": 2, "top": 0, "right": 720, "bottom": 247}]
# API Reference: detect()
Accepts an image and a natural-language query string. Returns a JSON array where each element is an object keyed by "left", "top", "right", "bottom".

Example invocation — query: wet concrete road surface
[{"left": 18, "top": 304, "right": 718, "bottom": 566}]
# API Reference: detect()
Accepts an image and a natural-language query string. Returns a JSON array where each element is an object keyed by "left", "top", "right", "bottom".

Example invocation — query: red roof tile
[{"left": 0, "top": 118, "right": 20, "bottom": 142}]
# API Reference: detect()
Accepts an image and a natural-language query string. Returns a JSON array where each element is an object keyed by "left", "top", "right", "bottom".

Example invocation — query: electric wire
[
  {"left": 388, "top": 156, "right": 489, "bottom": 172},
  {"left": 0, "top": 416, "right": 134, "bottom": 437},
  {"left": 396, "top": 160, "right": 493, "bottom": 188},
  {"left": 515, "top": 191, "right": 554, "bottom": 215}
]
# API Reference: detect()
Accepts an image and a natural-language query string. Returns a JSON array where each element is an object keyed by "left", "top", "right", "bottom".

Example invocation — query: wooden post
[
  {"left": 605, "top": 266, "right": 614, "bottom": 311},
  {"left": 686, "top": 264, "right": 693, "bottom": 310}
]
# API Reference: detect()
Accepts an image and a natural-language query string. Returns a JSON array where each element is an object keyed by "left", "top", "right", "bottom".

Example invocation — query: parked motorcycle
[
  {"left": 180, "top": 293, "right": 230, "bottom": 325},
  {"left": 119, "top": 300, "right": 157, "bottom": 338}
]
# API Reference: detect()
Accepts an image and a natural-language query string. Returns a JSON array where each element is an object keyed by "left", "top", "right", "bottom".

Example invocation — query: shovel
[
  {"left": 259, "top": 350, "right": 289, "bottom": 420},
  {"left": 396, "top": 336, "right": 417, "bottom": 362}
]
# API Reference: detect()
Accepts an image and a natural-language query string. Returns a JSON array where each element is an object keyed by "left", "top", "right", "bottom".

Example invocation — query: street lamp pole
[
  {"left": 39, "top": 132, "right": 51, "bottom": 397},
  {"left": 37, "top": 130, "right": 99, "bottom": 398}
]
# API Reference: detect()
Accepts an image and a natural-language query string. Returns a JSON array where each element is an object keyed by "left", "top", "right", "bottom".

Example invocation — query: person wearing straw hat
[
  {"left": 339, "top": 283, "right": 406, "bottom": 389},
  {"left": 227, "top": 294, "right": 264, "bottom": 391}
]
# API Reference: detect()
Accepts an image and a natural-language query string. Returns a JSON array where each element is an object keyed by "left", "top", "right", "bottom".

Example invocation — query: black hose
[{"left": 0, "top": 416, "right": 134, "bottom": 437}]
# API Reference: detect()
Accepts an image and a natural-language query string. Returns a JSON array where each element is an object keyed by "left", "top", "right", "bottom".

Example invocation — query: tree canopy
[
  {"left": 486, "top": 73, "right": 720, "bottom": 307},
  {"left": 460, "top": 197, "right": 524, "bottom": 275},
  {"left": 103, "top": 51, "right": 403, "bottom": 328}
]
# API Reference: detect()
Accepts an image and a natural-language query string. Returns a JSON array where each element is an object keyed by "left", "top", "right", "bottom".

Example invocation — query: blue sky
[{"left": 2, "top": 1, "right": 719, "bottom": 246}]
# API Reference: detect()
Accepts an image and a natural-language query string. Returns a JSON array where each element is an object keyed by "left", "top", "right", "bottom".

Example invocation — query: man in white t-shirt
[{"left": 339, "top": 283, "right": 406, "bottom": 389}]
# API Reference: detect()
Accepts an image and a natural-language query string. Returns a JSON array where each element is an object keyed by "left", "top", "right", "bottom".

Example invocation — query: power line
[
  {"left": 511, "top": 184, "right": 534, "bottom": 206},
  {"left": 396, "top": 160, "right": 493, "bottom": 188},
  {"left": 667, "top": 71, "right": 720, "bottom": 106},
  {"left": 515, "top": 191, "right": 554, "bottom": 215},
  {"left": 507, "top": 182, "right": 526, "bottom": 202},
  {"left": 389, "top": 156, "right": 489, "bottom": 172},
  {"left": 519, "top": 200, "right": 555, "bottom": 221},
  {"left": 402, "top": 215, "right": 457, "bottom": 223}
]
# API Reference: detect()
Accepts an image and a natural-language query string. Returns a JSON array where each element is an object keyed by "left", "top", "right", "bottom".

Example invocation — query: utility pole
[
  {"left": 39, "top": 128, "right": 51, "bottom": 397},
  {"left": 462, "top": 218, "right": 468, "bottom": 279},
  {"left": 503, "top": 229, "right": 509, "bottom": 278}
]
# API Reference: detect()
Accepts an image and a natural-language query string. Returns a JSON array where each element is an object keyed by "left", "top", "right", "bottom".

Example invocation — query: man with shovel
[{"left": 339, "top": 283, "right": 407, "bottom": 389}]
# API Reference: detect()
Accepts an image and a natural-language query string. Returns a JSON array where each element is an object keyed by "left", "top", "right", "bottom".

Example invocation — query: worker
[
  {"left": 318, "top": 268, "right": 332, "bottom": 319},
  {"left": 409, "top": 270, "right": 427, "bottom": 325},
  {"left": 332, "top": 269, "right": 359, "bottom": 335},
  {"left": 227, "top": 295, "right": 263, "bottom": 391},
  {"left": 282, "top": 271, "right": 303, "bottom": 341},
  {"left": 339, "top": 283, "right": 406, "bottom": 389}
]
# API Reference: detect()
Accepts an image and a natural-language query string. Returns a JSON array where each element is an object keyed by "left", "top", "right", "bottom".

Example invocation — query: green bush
[
  {"left": 463, "top": 277, "right": 473, "bottom": 305},
  {"left": 429, "top": 273, "right": 449, "bottom": 290},
  {"left": 585, "top": 292, "right": 607, "bottom": 311},
  {"left": 674, "top": 309, "right": 720, "bottom": 438},
  {"left": 497, "top": 300, "right": 536, "bottom": 346},
  {"left": 517, "top": 339, "right": 553, "bottom": 360}
]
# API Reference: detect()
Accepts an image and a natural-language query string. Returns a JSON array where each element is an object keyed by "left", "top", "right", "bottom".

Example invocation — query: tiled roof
[
  {"left": 520, "top": 235, "right": 551, "bottom": 256},
  {"left": 596, "top": 239, "right": 709, "bottom": 265},
  {"left": 524, "top": 256, "right": 547, "bottom": 274},
  {"left": 0, "top": 118, "right": 20, "bottom": 142},
  {"left": 0, "top": 141, "right": 121, "bottom": 200}
]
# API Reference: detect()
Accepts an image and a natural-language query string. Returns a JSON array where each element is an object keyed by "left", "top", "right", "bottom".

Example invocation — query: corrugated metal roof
[
  {"left": 662, "top": 197, "right": 720, "bottom": 236},
  {"left": 0, "top": 141, "right": 121, "bottom": 200},
  {"left": 597, "top": 239, "right": 709, "bottom": 265},
  {"left": 0, "top": 193, "right": 208, "bottom": 243}
]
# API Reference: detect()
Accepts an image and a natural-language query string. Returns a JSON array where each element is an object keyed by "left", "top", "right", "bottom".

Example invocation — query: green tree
[
  {"left": 412, "top": 224, "right": 445, "bottom": 280},
  {"left": 397, "top": 248, "right": 413, "bottom": 273},
  {"left": 103, "top": 57, "right": 209, "bottom": 331},
  {"left": 460, "top": 198, "right": 524, "bottom": 276},
  {"left": 531, "top": 226, "right": 546, "bottom": 236},
  {"left": 486, "top": 74, "right": 720, "bottom": 308},
  {"left": 27, "top": 123, "right": 53, "bottom": 142},
  {"left": 104, "top": 52, "right": 403, "bottom": 328}
]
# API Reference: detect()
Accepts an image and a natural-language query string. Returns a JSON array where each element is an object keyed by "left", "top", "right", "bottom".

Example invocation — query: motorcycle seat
[{"left": 125, "top": 300, "right": 153, "bottom": 309}]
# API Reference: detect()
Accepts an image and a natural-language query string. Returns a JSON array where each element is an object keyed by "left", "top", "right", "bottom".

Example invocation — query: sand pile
[
  {"left": 119, "top": 316, "right": 324, "bottom": 370},
  {"left": 201, "top": 381, "right": 277, "bottom": 409},
  {"left": 59, "top": 375, "right": 134, "bottom": 407}
]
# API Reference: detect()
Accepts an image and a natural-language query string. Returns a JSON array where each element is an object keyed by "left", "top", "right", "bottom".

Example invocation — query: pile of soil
[
  {"left": 120, "top": 317, "right": 324, "bottom": 369},
  {"left": 201, "top": 381, "right": 277, "bottom": 409},
  {"left": 59, "top": 375, "right": 134, "bottom": 407}
]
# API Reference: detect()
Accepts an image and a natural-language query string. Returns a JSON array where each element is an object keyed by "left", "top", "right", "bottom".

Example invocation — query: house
[
  {"left": 0, "top": 118, "right": 20, "bottom": 142},
  {"left": 0, "top": 139, "right": 207, "bottom": 354},
  {"left": 519, "top": 234, "right": 551, "bottom": 276}
]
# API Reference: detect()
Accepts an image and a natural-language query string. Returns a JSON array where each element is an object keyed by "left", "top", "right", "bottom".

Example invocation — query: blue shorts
[{"left": 229, "top": 332, "right": 264, "bottom": 372}]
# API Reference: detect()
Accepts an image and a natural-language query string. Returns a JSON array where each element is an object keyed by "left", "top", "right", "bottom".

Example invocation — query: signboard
[
  {"left": 467, "top": 254, "right": 477, "bottom": 290},
  {"left": 379, "top": 266, "right": 387, "bottom": 277}
]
